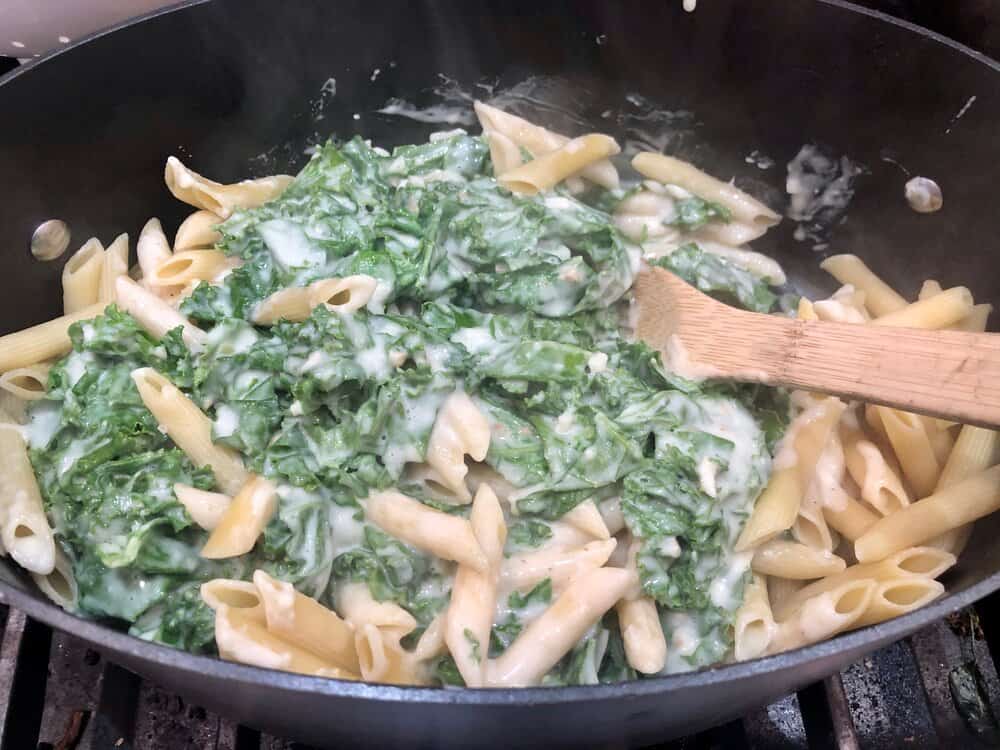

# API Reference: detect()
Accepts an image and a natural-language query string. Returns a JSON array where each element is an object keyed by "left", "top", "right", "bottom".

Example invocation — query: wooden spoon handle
[{"left": 711, "top": 311, "right": 1000, "bottom": 428}]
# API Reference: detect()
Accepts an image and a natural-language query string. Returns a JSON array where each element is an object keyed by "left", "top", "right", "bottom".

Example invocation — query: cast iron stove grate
[{"left": 0, "top": 593, "right": 998, "bottom": 749}]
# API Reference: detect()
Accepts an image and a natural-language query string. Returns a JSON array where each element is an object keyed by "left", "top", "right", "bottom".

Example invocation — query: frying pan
[{"left": 1, "top": 1, "right": 998, "bottom": 746}]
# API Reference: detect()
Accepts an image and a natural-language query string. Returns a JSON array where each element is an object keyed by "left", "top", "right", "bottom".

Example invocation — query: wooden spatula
[{"left": 634, "top": 267, "right": 1000, "bottom": 428}]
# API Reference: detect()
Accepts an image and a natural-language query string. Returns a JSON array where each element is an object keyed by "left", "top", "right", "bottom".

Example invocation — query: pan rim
[{"left": 0, "top": 0, "right": 997, "bottom": 705}]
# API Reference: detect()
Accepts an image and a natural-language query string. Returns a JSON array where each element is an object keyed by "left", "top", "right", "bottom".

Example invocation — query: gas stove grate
[{"left": 0, "top": 594, "right": 996, "bottom": 749}]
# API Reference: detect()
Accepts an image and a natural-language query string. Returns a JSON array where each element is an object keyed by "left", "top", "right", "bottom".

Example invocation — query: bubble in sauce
[{"left": 905, "top": 176, "right": 942, "bottom": 213}]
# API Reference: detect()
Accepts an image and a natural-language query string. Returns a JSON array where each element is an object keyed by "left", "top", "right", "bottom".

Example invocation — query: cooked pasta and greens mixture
[{"left": 0, "top": 101, "right": 991, "bottom": 687}]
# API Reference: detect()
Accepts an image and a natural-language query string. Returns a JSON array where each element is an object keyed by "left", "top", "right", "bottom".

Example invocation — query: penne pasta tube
[
  {"left": 840, "top": 417, "right": 910, "bottom": 515},
  {"left": 871, "top": 286, "right": 974, "bottom": 329},
  {"left": 337, "top": 582, "right": 417, "bottom": 633},
  {"left": 164, "top": 156, "right": 293, "bottom": 218},
  {"left": 98, "top": 233, "right": 129, "bottom": 303},
  {"left": 0, "top": 303, "right": 105, "bottom": 373},
  {"left": 31, "top": 547, "right": 77, "bottom": 611},
  {"left": 499, "top": 134, "right": 621, "bottom": 195},
  {"left": 446, "top": 485, "right": 506, "bottom": 686},
  {"left": 116, "top": 276, "right": 206, "bottom": 350},
  {"left": 852, "top": 577, "right": 944, "bottom": 629},
  {"left": 598, "top": 497, "right": 625, "bottom": 536},
  {"left": 792, "top": 503, "right": 835, "bottom": 552},
  {"left": 0, "top": 420, "right": 55, "bottom": 574},
  {"left": 62, "top": 238, "right": 105, "bottom": 314},
  {"left": 473, "top": 101, "right": 618, "bottom": 188},
  {"left": 922, "top": 415, "right": 955, "bottom": 465},
  {"left": 823, "top": 493, "right": 880, "bottom": 541},
  {"left": 253, "top": 570, "right": 359, "bottom": 673},
  {"left": 855, "top": 465, "right": 1000, "bottom": 562},
  {"left": 215, "top": 606, "right": 357, "bottom": 679},
  {"left": 200, "top": 578, "right": 266, "bottom": 625},
  {"left": 365, "top": 490, "right": 488, "bottom": 572},
  {"left": 562, "top": 499, "right": 611, "bottom": 540},
  {"left": 751, "top": 540, "right": 846, "bottom": 579},
  {"left": 954, "top": 303, "right": 992, "bottom": 332},
  {"left": 819, "top": 255, "right": 907, "bottom": 317},
  {"left": 137, "top": 218, "right": 174, "bottom": 288},
  {"left": 483, "top": 129, "right": 524, "bottom": 175},
  {"left": 487, "top": 567, "right": 634, "bottom": 686},
  {"left": 616, "top": 596, "right": 666, "bottom": 674},
  {"left": 734, "top": 574, "right": 776, "bottom": 661},
  {"left": 766, "top": 576, "right": 805, "bottom": 613},
  {"left": 426, "top": 392, "right": 490, "bottom": 503},
  {"left": 737, "top": 397, "right": 845, "bottom": 550},
  {"left": 918, "top": 280, "right": 943, "bottom": 301},
  {"left": 773, "top": 546, "right": 956, "bottom": 621},
  {"left": 131, "top": 368, "right": 249, "bottom": 494},
  {"left": 174, "top": 209, "right": 222, "bottom": 250},
  {"left": 500, "top": 538, "right": 617, "bottom": 594},
  {"left": 201, "top": 476, "right": 277, "bottom": 559},
  {"left": 632, "top": 152, "right": 781, "bottom": 230},
  {"left": 354, "top": 623, "right": 423, "bottom": 685},
  {"left": 307, "top": 274, "right": 378, "bottom": 314},
  {"left": 877, "top": 407, "right": 940, "bottom": 498},
  {"left": 148, "top": 249, "right": 230, "bottom": 288},
  {"left": 0, "top": 365, "right": 50, "bottom": 401},
  {"left": 412, "top": 613, "right": 448, "bottom": 662},
  {"left": 767, "top": 579, "right": 876, "bottom": 654},
  {"left": 173, "top": 483, "right": 231, "bottom": 531},
  {"left": 797, "top": 298, "right": 818, "bottom": 321},
  {"left": 252, "top": 286, "right": 314, "bottom": 325}
]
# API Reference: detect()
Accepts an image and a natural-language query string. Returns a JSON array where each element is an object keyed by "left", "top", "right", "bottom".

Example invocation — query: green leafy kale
[{"left": 652, "top": 244, "right": 777, "bottom": 313}]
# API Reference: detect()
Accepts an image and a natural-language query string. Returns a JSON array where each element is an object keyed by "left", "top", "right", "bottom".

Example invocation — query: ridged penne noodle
[
  {"left": 354, "top": 623, "right": 424, "bottom": 685},
  {"left": 0, "top": 365, "right": 50, "bottom": 401},
  {"left": 615, "top": 540, "right": 666, "bottom": 674},
  {"left": 792, "top": 503, "right": 836, "bottom": 551},
  {"left": 483, "top": 129, "right": 524, "bottom": 175},
  {"left": 174, "top": 209, "right": 222, "bottom": 250},
  {"left": 767, "top": 579, "right": 876, "bottom": 654},
  {"left": 918, "top": 280, "right": 943, "bottom": 301},
  {"left": 116, "top": 277, "right": 206, "bottom": 350},
  {"left": 734, "top": 574, "right": 775, "bottom": 661},
  {"left": 499, "top": 134, "right": 620, "bottom": 195},
  {"left": 736, "top": 397, "right": 845, "bottom": 550},
  {"left": 473, "top": 101, "right": 618, "bottom": 188},
  {"left": 173, "top": 483, "right": 231, "bottom": 531},
  {"left": 856, "top": 465, "right": 1000, "bottom": 562},
  {"left": 253, "top": 570, "right": 359, "bottom": 673},
  {"left": 819, "top": 254, "right": 907, "bottom": 317},
  {"left": 797, "top": 298, "right": 818, "bottom": 321},
  {"left": 928, "top": 424, "right": 997, "bottom": 555},
  {"left": 812, "top": 285, "right": 869, "bottom": 324},
  {"left": 412, "top": 613, "right": 448, "bottom": 663},
  {"left": 252, "top": 285, "right": 313, "bottom": 325},
  {"left": 164, "top": 156, "right": 293, "bottom": 218},
  {"left": 772, "top": 546, "right": 955, "bottom": 621},
  {"left": 764, "top": 576, "right": 805, "bottom": 615},
  {"left": 62, "top": 238, "right": 105, "bottom": 314},
  {"left": 137, "top": 218, "right": 174, "bottom": 288},
  {"left": 954, "top": 303, "right": 992, "bottom": 332},
  {"left": 364, "top": 490, "right": 488, "bottom": 572},
  {"left": 426, "top": 392, "right": 490, "bottom": 502},
  {"left": 877, "top": 407, "right": 940, "bottom": 498},
  {"left": 446, "top": 485, "right": 506, "bottom": 686},
  {"left": 840, "top": 415, "right": 910, "bottom": 515},
  {"left": 337, "top": 581, "right": 417, "bottom": 633},
  {"left": 852, "top": 577, "right": 944, "bottom": 629},
  {"left": 0, "top": 421, "right": 56, "bottom": 574},
  {"left": 201, "top": 578, "right": 266, "bottom": 624},
  {"left": 214, "top": 606, "right": 356, "bottom": 679},
  {"left": 562, "top": 499, "right": 611, "bottom": 540},
  {"left": 148, "top": 249, "right": 230, "bottom": 288},
  {"left": 307, "top": 274, "right": 378, "bottom": 314},
  {"left": 694, "top": 220, "right": 771, "bottom": 247},
  {"left": 823, "top": 493, "right": 880, "bottom": 541},
  {"left": 487, "top": 567, "right": 634, "bottom": 687},
  {"left": 872, "top": 286, "right": 974, "bottom": 329},
  {"left": 131, "top": 368, "right": 248, "bottom": 494},
  {"left": 751, "top": 540, "right": 846, "bottom": 579},
  {"left": 201, "top": 476, "right": 277, "bottom": 559},
  {"left": 632, "top": 152, "right": 781, "bottom": 234},
  {"left": 0, "top": 303, "right": 104, "bottom": 373},
  {"left": 921, "top": 415, "right": 955, "bottom": 466},
  {"left": 98, "top": 233, "right": 129, "bottom": 303},
  {"left": 500, "top": 538, "right": 617, "bottom": 594},
  {"left": 613, "top": 190, "right": 683, "bottom": 244},
  {"left": 31, "top": 547, "right": 77, "bottom": 611}
]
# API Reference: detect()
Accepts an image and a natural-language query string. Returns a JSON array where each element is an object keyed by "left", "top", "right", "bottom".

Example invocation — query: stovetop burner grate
[{"left": 0, "top": 594, "right": 996, "bottom": 748}]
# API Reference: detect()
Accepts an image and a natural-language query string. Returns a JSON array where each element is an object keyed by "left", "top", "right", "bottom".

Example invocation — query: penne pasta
[
  {"left": 252, "top": 285, "right": 313, "bottom": 325},
  {"left": 615, "top": 540, "right": 666, "bottom": 674},
  {"left": 768, "top": 579, "right": 876, "bottom": 654},
  {"left": 148, "top": 249, "right": 231, "bottom": 288},
  {"left": 734, "top": 574, "right": 775, "bottom": 661},
  {"left": 337, "top": 581, "right": 417, "bottom": 633},
  {"left": 174, "top": 209, "right": 222, "bottom": 250},
  {"left": 751, "top": 540, "right": 846, "bottom": 579},
  {"left": 253, "top": 570, "right": 360, "bottom": 673},
  {"left": 201, "top": 476, "right": 277, "bottom": 559},
  {"left": 364, "top": 490, "right": 488, "bottom": 572},
  {"left": 0, "top": 365, "right": 50, "bottom": 401},
  {"left": 792, "top": 503, "right": 836, "bottom": 552},
  {"left": 500, "top": 538, "right": 617, "bottom": 594},
  {"left": 499, "top": 134, "right": 621, "bottom": 195},
  {"left": 62, "top": 238, "right": 105, "bottom": 314},
  {"left": 307, "top": 274, "right": 378, "bottom": 314},
  {"left": 823, "top": 493, "right": 880, "bottom": 541},
  {"left": 131, "top": 368, "right": 249, "bottom": 494},
  {"left": 31, "top": 547, "right": 78, "bottom": 611},
  {"left": 877, "top": 407, "right": 940, "bottom": 498},
  {"left": 840, "top": 415, "right": 910, "bottom": 516},
  {"left": 871, "top": 286, "right": 974, "bottom": 329},
  {"left": 0, "top": 421, "right": 56, "bottom": 574},
  {"left": 562, "top": 499, "right": 611, "bottom": 540},
  {"left": 855, "top": 465, "right": 1000, "bottom": 562},
  {"left": 353, "top": 623, "right": 423, "bottom": 685},
  {"left": 116, "top": 276, "right": 206, "bottom": 350},
  {"left": 852, "top": 577, "right": 944, "bottom": 629},
  {"left": 201, "top": 578, "right": 266, "bottom": 624},
  {"left": 487, "top": 567, "right": 634, "bottom": 687},
  {"left": 954, "top": 303, "right": 992, "bottom": 332},
  {"left": 173, "top": 483, "right": 231, "bottom": 531},
  {"left": 98, "top": 233, "right": 129, "bottom": 303},
  {"left": 483, "top": 129, "right": 524, "bottom": 175},
  {"left": 426, "top": 392, "right": 490, "bottom": 503},
  {"left": 632, "top": 152, "right": 781, "bottom": 232},
  {"left": 164, "top": 156, "right": 293, "bottom": 218},
  {"left": 918, "top": 280, "right": 943, "bottom": 301},
  {"left": 818, "top": 255, "right": 907, "bottom": 317},
  {"left": 137, "top": 218, "right": 174, "bottom": 288}
]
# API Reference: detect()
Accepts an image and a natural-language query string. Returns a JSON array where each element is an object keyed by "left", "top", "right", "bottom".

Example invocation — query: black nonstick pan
[{"left": 1, "top": 1, "right": 999, "bottom": 747}]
